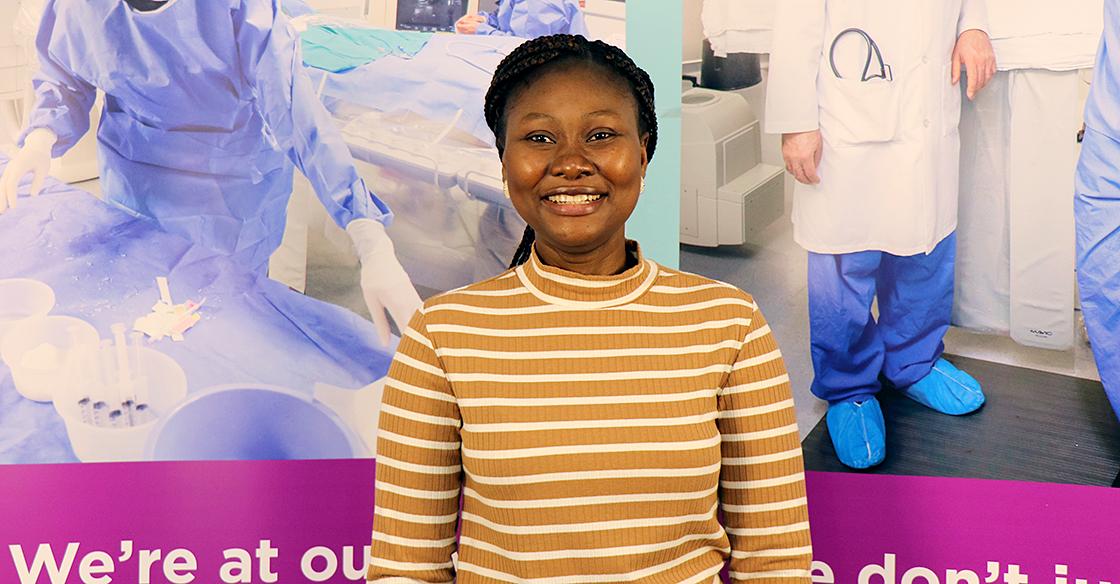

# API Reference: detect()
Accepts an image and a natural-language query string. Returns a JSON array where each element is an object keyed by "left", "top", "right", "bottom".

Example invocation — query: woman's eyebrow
[
  {"left": 516, "top": 109, "right": 623, "bottom": 123},
  {"left": 517, "top": 112, "right": 556, "bottom": 123}
]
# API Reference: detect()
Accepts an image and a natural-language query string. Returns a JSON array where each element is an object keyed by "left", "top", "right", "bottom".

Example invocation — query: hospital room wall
[
  {"left": 682, "top": 0, "right": 703, "bottom": 62},
  {"left": 626, "top": 0, "right": 682, "bottom": 268}
]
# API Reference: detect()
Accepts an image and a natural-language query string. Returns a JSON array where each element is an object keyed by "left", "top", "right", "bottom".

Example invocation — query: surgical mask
[{"left": 124, "top": 0, "right": 170, "bottom": 12}]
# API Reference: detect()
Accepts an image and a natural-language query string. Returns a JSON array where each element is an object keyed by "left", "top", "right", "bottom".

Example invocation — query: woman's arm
[
  {"left": 718, "top": 303, "right": 813, "bottom": 583},
  {"left": 368, "top": 308, "right": 462, "bottom": 583}
]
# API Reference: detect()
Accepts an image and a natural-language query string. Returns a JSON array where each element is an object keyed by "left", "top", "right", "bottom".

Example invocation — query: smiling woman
[
  {"left": 490, "top": 40, "right": 654, "bottom": 274},
  {"left": 367, "top": 34, "right": 813, "bottom": 584}
]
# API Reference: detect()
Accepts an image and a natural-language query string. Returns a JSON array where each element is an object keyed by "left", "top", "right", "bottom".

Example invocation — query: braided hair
[{"left": 483, "top": 34, "right": 658, "bottom": 268}]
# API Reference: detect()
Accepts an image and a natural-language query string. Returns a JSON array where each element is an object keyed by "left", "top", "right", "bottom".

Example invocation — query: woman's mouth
[
  {"left": 545, "top": 193, "right": 603, "bottom": 204},
  {"left": 541, "top": 191, "right": 607, "bottom": 216}
]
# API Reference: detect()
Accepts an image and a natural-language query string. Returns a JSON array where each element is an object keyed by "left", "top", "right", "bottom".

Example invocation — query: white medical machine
[{"left": 680, "top": 86, "right": 784, "bottom": 247}]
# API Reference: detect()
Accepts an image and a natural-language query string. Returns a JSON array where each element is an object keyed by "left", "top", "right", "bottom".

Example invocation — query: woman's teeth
[{"left": 546, "top": 194, "right": 603, "bottom": 204}]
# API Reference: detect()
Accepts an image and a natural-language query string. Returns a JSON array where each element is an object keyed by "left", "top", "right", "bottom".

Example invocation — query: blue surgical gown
[
  {"left": 476, "top": 0, "right": 589, "bottom": 39},
  {"left": 21, "top": 0, "right": 391, "bottom": 273},
  {"left": 281, "top": 0, "right": 315, "bottom": 17},
  {"left": 1084, "top": 0, "right": 1120, "bottom": 143},
  {"left": 1076, "top": 0, "right": 1120, "bottom": 416}
]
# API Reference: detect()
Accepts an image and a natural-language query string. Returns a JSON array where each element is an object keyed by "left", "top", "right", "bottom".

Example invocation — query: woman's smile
[{"left": 540, "top": 186, "right": 609, "bottom": 216}]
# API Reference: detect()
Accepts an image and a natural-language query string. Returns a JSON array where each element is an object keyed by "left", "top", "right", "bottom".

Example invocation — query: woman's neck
[{"left": 533, "top": 235, "right": 633, "bottom": 276}]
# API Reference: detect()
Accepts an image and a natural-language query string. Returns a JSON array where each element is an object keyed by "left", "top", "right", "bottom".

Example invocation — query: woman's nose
[{"left": 550, "top": 148, "right": 595, "bottom": 180}]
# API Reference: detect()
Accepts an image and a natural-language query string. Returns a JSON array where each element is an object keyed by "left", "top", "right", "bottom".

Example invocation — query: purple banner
[
  {"left": 0, "top": 459, "right": 376, "bottom": 584},
  {"left": 806, "top": 472, "right": 1120, "bottom": 582},
  {"left": 3, "top": 465, "right": 1120, "bottom": 583}
]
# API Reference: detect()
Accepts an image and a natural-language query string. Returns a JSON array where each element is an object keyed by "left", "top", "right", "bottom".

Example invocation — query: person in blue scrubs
[
  {"left": 455, "top": 0, "right": 589, "bottom": 39},
  {"left": 1076, "top": 0, "right": 1120, "bottom": 419},
  {"left": 769, "top": 0, "right": 996, "bottom": 470},
  {"left": 0, "top": 0, "right": 421, "bottom": 346}
]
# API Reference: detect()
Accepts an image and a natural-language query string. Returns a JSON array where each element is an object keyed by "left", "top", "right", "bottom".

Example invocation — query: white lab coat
[
  {"left": 766, "top": 0, "right": 989, "bottom": 256},
  {"left": 701, "top": 0, "right": 775, "bottom": 55},
  {"left": 986, "top": 0, "right": 1102, "bottom": 71}
]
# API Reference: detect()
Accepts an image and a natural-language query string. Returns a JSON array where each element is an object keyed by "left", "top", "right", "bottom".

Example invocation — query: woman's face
[{"left": 501, "top": 62, "right": 648, "bottom": 264}]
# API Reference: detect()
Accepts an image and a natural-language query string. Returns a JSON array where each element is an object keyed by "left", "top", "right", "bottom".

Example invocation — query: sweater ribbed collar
[{"left": 515, "top": 241, "right": 659, "bottom": 308}]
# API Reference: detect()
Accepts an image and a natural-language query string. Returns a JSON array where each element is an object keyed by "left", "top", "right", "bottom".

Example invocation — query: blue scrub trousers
[
  {"left": 808, "top": 232, "right": 956, "bottom": 404},
  {"left": 1075, "top": 128, "right": 1120, "bottom": 416}
]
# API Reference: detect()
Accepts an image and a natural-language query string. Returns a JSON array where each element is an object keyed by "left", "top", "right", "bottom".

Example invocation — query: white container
[
  {"left": 54, "top": 346, "right": 188, "bottom": 463},
  {"left": 0, "top": 279, "right": 56, "bottom": 343},
  {"left": 1, "top": 315, "right": 97, "bottom": 402},
  {"left": 145, "top": 384, "right": 365, "bottom": 461}
]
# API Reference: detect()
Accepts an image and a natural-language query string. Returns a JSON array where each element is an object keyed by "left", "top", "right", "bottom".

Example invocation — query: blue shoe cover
[
  {"left": 826, "top": 398, "right": 886, "bottom": 469},
  {"left": 899, "top": 358, "right": 985, "bottom": 415}
]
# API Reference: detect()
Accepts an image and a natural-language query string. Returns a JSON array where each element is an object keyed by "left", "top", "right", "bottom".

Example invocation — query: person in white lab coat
[
  {"left": 767, "top": 0, "right": 997, "bottom": 469},
  {"left": 953, "top": 0, "right": 1101, "bottom": 349}
]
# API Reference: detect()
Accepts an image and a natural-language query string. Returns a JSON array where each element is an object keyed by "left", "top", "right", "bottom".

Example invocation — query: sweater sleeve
[
  {"left": 717, "top": 303, "right": 812, "bottom": 583},
  {"left": 368, "top": 308, "right": 462, "bottom": 583}
]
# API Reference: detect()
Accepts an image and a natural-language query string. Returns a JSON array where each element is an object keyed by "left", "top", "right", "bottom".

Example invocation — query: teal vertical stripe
[{"left": 626, "top": 0, "right": 681, "bottom": 269}]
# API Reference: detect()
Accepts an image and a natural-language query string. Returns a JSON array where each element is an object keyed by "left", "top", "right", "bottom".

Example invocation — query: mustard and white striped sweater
[{"left": 368, "top": 244, "right": 812, "bottom": 583}]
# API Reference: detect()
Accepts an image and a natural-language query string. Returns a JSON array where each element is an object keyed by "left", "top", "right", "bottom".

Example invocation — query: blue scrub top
[
  {"left": 1085, "top": 0, "right": 1120, "bottom": 140},
  {"left": 477, "top": 0, "right": 590, "bottom": 38}
]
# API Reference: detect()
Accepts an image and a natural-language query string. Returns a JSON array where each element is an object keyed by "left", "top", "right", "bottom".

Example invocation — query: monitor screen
[{"left": 396, "top": 0, "right": 468, "bottom": 32}]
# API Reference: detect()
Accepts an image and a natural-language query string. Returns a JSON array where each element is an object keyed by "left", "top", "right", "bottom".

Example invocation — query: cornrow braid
[{"left": 483, "top": 34, "right": 658, "bottom": 268}]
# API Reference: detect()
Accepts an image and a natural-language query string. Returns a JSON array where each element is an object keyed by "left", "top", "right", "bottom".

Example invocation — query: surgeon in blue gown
[
  {"left": 455, "top": 0, "right": 589, "bottom": 38},
  {"left": 1076, "top": 0, "right": 1120, "bottom": 419},
  {"left": 0, "top": 0, "right": 421, "bottom": 346}
]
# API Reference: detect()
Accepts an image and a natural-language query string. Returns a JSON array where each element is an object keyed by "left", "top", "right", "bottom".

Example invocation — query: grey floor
[
  {"left": 801, "top": 355, "right": 1120, "bottom": 486},
  {"left": 680, "top": 194, "right": 1105, "bottom": 444}
]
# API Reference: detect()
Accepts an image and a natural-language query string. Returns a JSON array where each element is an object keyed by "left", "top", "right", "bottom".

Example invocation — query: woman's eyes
[{"left": 524, "top": 131, "right": 617, "bottom": 144}]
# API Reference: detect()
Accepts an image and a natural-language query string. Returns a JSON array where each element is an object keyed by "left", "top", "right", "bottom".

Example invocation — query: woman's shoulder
[
  {"left": 417, "top": 268, "right": 528, "bottom": 314},
  {"left": 648, "top": 263, "right": 760, "bottom": 310}
]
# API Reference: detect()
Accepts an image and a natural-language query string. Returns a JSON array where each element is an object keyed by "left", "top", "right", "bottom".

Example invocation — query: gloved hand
[
  {"left": 0, "top": 129, "right": 56, "bottom": 214},
  {"left": 347, "top": 218, "right": 422, "bottom": 347},
  {"left": 455, "top": 14, "right": 487, "bottom": 34}
]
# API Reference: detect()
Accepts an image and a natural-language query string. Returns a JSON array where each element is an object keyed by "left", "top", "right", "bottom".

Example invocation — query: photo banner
[{"left": 4, "top": 467, "right": 1119, "bottom": 583}]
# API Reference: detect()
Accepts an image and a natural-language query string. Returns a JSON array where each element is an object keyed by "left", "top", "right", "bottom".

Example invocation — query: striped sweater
[{"left": 368, "top": 243, "right": 812, "bottom": 583}]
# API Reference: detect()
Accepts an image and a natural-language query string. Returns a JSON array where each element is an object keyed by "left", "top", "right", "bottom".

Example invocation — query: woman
[
  {"left": 368, "top": 35, "right": 812, "bottom": 583},
  {"left": 454, "top": 0, "right": 589, "bottom": 38},
  {"left": 0, "top": 0, "right": 419, "bottom": 346}
]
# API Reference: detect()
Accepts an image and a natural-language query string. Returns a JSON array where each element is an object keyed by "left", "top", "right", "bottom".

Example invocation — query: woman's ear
[{"left": 639, "top": 132, "right": 650, "bottom": 173}]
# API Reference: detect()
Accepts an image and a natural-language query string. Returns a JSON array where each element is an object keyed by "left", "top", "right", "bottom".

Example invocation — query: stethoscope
[{"left": 829, "top": 28, "right": 893, "bottom": 82}]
